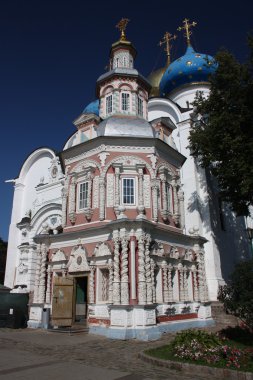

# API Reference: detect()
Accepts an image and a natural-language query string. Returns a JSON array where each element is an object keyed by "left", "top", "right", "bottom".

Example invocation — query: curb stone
[{"left": 138, "top": 352, "right": 253, "bottom": 380}]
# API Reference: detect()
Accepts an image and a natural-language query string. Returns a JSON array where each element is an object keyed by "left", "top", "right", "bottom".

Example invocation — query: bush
[{"left": 218, "top": 259, "right": 253, "bottom": 330}]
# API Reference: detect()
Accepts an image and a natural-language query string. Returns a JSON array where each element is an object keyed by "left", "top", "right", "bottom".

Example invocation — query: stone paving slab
[{"left": 0, "top": 328, "right": 222, "bottom": 380}]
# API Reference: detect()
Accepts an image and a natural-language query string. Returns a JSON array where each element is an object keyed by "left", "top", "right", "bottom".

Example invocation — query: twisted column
[
  {"left": 108, "top": 259, "right": 114, "bottom": 304},
  {"left": 160, "top": 172, "right": 168, "bottom": 221},
  {"left": 61, "top": 176, "right": 69, "bottom": 227},
  {"left": 137, "top": 233, "right": 146, "bottom": 304},
  {"left": 145, "top": 234, "right": 152, "bottom": 304},
  {"left": 45, "top": 265, "right": 52, "bottom": 304},
  {"left": 192, "top": 265, "right": 199, "bottom": 301},
  {"left": 168, "top": 263, "right": 173, "bottom": 302},
  {"left": 113, "top": 232, "right": 121, "bottom": 304},
  {"left": 38, "top": 244, "right": 47, "bottom": 303},
  {"left": 121, "top": 235, "right": 129, "bottom": 304},
  {"left": 137, "top": 166, "right": 145, "bottom": 218},
  {"left": 162, "top": 261, "right": 169, "bottom": 303},
  {"left": 178, "top": 263, "right": 184, "bottom": 301},
  {"left": 195, "top": 244, "right": 209, "bottom": 302},
  {"left": 89, "top": 265, "right": 96, "bottom": 304},
  {"left": 151, "top": 258, "right": 156, "bottom": 303},
  {"left": 183, "top": 265, "right": 189, "bottom": 301}
]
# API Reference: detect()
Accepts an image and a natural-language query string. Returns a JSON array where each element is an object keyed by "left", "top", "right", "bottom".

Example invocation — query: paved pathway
[{"left": 0, "top": 328, "right": 221, "bottom": 380}]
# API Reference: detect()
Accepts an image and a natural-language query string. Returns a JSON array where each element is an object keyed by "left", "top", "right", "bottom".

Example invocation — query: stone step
[{"left": 210, "top": 302, "right": 238, "bottom": 327}]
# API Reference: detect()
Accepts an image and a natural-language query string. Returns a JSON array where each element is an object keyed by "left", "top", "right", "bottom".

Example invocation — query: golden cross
[
  {"left": 116, "top": 18, "right": 130, "bottom": 41},
  {"left": 177, "top": 18, "right": 197, "bottom": 46},
  {"left": 159, "top": 31, "right": 177, "bottom": 66}
]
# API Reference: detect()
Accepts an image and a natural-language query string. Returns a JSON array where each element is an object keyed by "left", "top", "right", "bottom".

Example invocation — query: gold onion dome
[{"left": 148, "top": 67, "right": 167, "bottom": 97}]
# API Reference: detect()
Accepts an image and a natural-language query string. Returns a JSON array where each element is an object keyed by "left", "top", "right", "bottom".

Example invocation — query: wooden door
[{"left": 51, "top": 276, "right": 74, "bottom": 327}]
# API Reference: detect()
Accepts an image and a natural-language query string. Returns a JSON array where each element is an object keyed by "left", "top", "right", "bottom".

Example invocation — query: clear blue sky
[{"left": 0, "top": 0, "right": 252, "bottom": 240}]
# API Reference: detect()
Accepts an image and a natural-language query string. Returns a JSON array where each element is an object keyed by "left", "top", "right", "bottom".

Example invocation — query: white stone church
[{"left": 4, "top": 19, "right": 251, "bottom": 340}]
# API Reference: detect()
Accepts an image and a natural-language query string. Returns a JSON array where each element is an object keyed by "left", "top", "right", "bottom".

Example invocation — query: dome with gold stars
[{"left": 159, "top": 45, "right": 217, "bottom": 96}]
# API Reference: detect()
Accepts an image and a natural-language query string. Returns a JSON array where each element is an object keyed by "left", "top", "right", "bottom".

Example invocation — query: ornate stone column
[
  {"left": 178, "top": 186, "right": 185, "bottom": 229},
  {"left": 178, "top": 263, "right": 184, "bottom": 302},
  {"left": 68, "top": 175, "right": 77, "bottom": 224},
  {"left": 145, "top": 233, "right": 152, "bottom": 304},
  {"left": 183, "top": 265, "right": 189, "bottom": 301},
  {"left": 61, "top": 176, "right": 69, "bottom": 228},
  {"left": 33, "top": 245, "right": 41, "bottom": 303},
  {"left": 113, "top": 165, "right": 121, "bottom": 216},
  {"left": 195, "top": 243, "right": 209, "bottom": 302},
  {"left": 99, "top": 176, "right": 106, "bottom": 221},
  {"left": 38, "top": 244, "right": 47, "bottom": 304},
  {"left": 120, "top": 235, "right": 129, "bottom": 304},
  {"left": 137, "top": 233, "right": 146, "bottom": 304},
  {"left": 89, "top": 265, "right": 96, "bottom": 304},
  {"left": 172, "top": 175, "right": 180, "bottom": 226},
  {"left": 192, "top": 264, "right": 199, "bottom": 301},
  {"left": 108, "top": 259, "right": 114, "bottom": 304},
  {"left": 151, "top": 179, "right": 159, "bottom": 222},
  {"left": 136, "top": 165, "right": 145, "bottom": 219},
  {"left": 168, "top": 263, "right": 173, "bottom": 302},
  {"left": 162, "top": 261, "right": 169, "bottom": 303},
  {"left": 159, "top": 168, "right": 168, "bottom": 221},
  {"left": 151, "top": 258, "right": 156, "bottom": 303},
  {"left": 112, "top": 231, "right": 121, "bottom": 304},
  {"left": 84, "top": 170, "right": 94, "bottom": 221},
  {"left": 45, "top": 265, "right": 52, "bottom": 304}
]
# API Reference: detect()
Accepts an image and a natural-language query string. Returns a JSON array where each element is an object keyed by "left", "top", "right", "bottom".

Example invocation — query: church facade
[{"left": 4, "top": 19, "right": 251, "bottom": 340}]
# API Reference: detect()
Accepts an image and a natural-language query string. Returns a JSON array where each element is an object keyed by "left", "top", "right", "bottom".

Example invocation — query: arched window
[{"left": 106, "top": 94, "right": 113, "bottom": 114}]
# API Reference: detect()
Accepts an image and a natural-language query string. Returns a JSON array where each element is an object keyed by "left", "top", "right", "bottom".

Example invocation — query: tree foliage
[
  {"left": 218, "top": 259, "right": 253, "bottom": 330},
  {"left": 189, "top": 36, "right": 253, "bottom": 216}
]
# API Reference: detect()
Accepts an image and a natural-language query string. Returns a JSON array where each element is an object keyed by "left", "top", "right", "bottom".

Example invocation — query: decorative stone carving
[
  {"left": 92, "top": 176, "right": 99, "bottom": 208},
  {"left": 137, "top": 233, "right": 146, "bottom": 304},
  {"left": 113, "top": 164, "right": 122, "bottom": 216},
  {"left": 61, "top": 176, "right": 69, "bottom": 227},
  {"left": 38, "top": 244, "right": 47, "bottom": 303},
  {"left": 145, "top": 234, "right": 152, "bottom": 304},
  {"left": 168, "top": 263, "right": 173, "bottom": 302},
  {"left": 150, "top": 258, "right": 156, "bottom": 303},
  {"left": 162, "top": 261, "right": 169, "bottom": 303},
  {"left": 33, "top": 245, "right": 41, "bottom": 303},
  {"left": 45, "top": 265, "right": 52, "bottom": 304},
  {"left": 68, "top": 175, "right": 77, "bottom": 223},
  {"left": 170, "top": 246, "right": 180, "bottom": 259},
  {"left": 67, "top": 244, "right": 90, "bottom": 272},
  {"left": 98, "top": 152, "right": 110, "bottom": 167},
  {"left": 108, "top": 259, "right": 114, "bottom": 304},
  {"left": 89, "top": 264, "right": 96, "bottom": 304},
  {"left": 120, "top": 235, "right": 129, "bottom": 304},
  {"left": 48, "top": 157, "right": 61, "bottom": 182},
  {"left": 183, "top": 265, "right": 189, "bottom": 301},
  {"left": 106, "top": 173, "right": 114, "bottom": 208},
  {"left": 143, "top": 175, "right": 151, "bottom": 208},
  {"left": 192, "top": 264, "right": 199, "bottom": 301},
  {"left": 195, "top": 244, "right": 209, "bottom": 302},
  {"left": 151, "top": 179, "right": 159, "bottom": 222},
  {"left": 136, "top": 165, "right": 146, "bottom": 219},
  {"left": 150, "top": 241, "right": 165, "bottom": 257},
  {"left": 112, "top": 231, "right": 121, "bottom": 305},
  {"left": 94, "top": 242, "right": 111, "bottom": 257},
  {"left": 178, "top": 186, "right": 185, "bottom": 229},
  {"left": 99, "top": 176, "right": 106, "bottom": 221},
  {"left": 178, "top": 263, "right": 184, "bottom": 302},
  {"left": 147, "top": 154, "right": 157, "bottom": 170},
  {"left": 172, "top": 175, "right": 180, "bottom": 226}
]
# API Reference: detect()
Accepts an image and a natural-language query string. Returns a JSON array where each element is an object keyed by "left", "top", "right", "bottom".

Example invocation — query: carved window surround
[
  {"left": 158, "top": 166, "right": 173, "bottom": 222},
  {"left": 75, "top": 167, "right": 95, "bottom": 221}
]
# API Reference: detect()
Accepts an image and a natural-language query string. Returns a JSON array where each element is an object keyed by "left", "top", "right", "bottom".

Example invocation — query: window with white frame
[
  {"left": 122, "top": 178, "right": 135, "bottom": 205},
  {"left": 121, "top": 92, "right": 130, "bottom": 111},
  {"left": 137, "top": 96, "right": 143, "bottom": 117},
  {"left": 106, "top": 94, "right": 113, "bottom": 114},
  {"left": 79, "top": 182, "right": 88, "bottom": 209}
]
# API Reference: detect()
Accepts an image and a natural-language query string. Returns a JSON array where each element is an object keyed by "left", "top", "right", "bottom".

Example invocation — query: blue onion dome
[
  {"left": 159, "top": 46, "right": 217, "bottom": 96},
  {"left": 83, "top": 99, "right": 99, "bottom": 116}
]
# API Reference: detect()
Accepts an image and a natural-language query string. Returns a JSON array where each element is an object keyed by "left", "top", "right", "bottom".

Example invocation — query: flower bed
[{"left": 145, "top": 329, "right": 253, "bottom": 372}]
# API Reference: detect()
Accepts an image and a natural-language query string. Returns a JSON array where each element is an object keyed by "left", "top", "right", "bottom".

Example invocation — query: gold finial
[
  {"left": 159, "top": 31, "right": 177, "bottom": 66},
  {"left": 116, "top": 18, "right": 130, "bottom": 41},
  {"left": 177, "top": 18, "right": 197, "bottom": 46}
]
